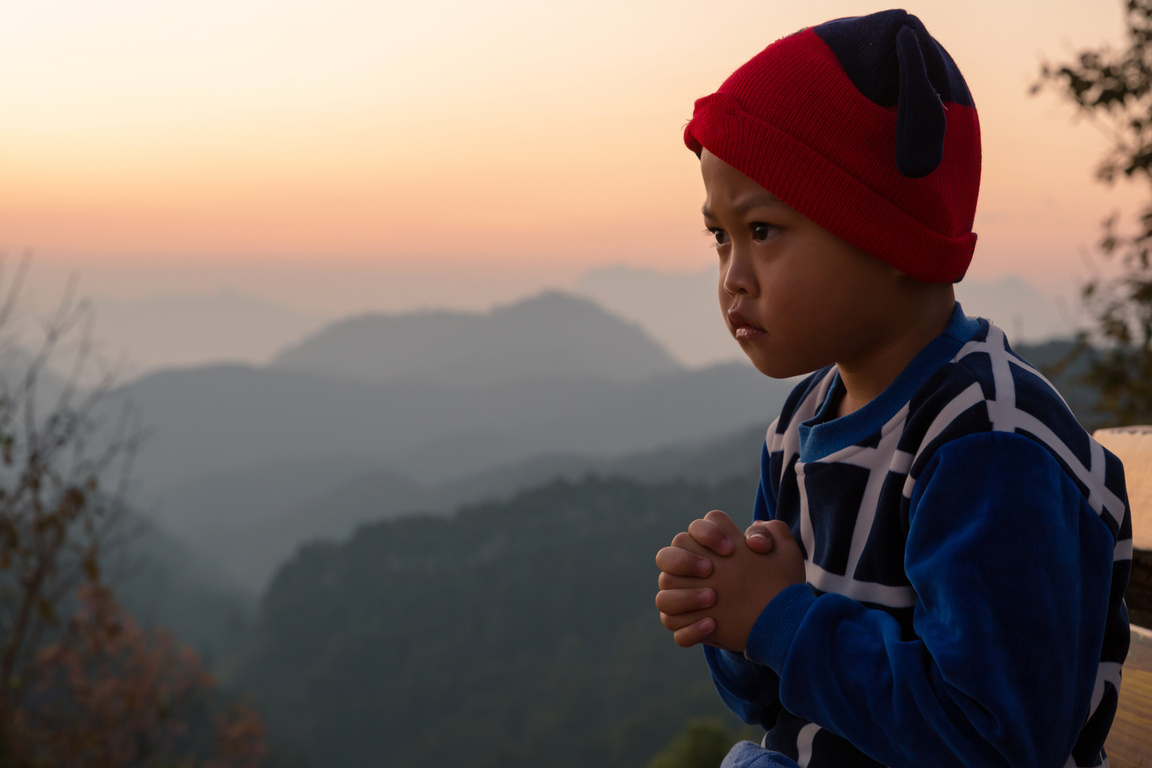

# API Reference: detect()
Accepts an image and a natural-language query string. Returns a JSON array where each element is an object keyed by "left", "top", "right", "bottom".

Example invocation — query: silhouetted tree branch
[
  {"left": 0, "top": 256, "right": 266, "bottom": 767},
  {"left": 1034, "top": 0, "right": 1152, "bottom": 424}
]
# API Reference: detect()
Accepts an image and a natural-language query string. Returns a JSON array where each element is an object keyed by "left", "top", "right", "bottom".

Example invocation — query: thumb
[{"left": 745, "top": 521, "right": 776, "bottom": 554}]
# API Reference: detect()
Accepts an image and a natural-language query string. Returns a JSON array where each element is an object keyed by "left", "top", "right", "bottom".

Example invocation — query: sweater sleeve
[
  {"left": 743, "top": 432, "right": 1118, "bottom": 768},
  {"left": 703, "top": 645, "right": 782, "bottom": 728}
]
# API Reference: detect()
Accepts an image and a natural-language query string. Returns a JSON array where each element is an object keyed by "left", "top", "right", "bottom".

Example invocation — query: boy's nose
[{"left": 721, "top": 248, "right": 757, "bottom": 296}]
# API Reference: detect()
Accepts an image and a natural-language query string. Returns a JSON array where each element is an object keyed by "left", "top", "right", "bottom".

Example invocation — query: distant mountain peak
[{"left": 269, "top": 290, "right": 681, "bottom": 386}]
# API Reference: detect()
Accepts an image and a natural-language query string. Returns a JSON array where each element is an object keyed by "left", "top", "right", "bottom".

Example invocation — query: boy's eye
[
  {"left": 705, "top": 227, "right": 729, "bottom": 247},
  {"left": 750, "top": 223, "right": 777, "bottom": 242}
]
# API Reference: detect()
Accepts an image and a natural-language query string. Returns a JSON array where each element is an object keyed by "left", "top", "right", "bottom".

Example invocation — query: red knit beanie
[{"left": 684, "top": 9, "right": 980, "bottom": 283}]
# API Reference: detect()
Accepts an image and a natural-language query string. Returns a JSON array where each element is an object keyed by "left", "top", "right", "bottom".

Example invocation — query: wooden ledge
[{"left": 1107, "top": 624, "right": 1152, "bottom": 767}]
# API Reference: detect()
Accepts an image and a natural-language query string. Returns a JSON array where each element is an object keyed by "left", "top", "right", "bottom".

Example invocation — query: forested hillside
[{"left": 231, "top": 470, "right": 763, "bottom": 768}]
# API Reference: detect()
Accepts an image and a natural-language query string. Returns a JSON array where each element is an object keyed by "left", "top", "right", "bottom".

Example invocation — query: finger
[
  {"left": 655, "top": 587, "right": 715, "bottom": 616},
  {"left": 688, "top": 518, "right": 734, "bottom": 556},
  {"left": 745, "top": 521, "right": 776, "bottom": 555},
  {"left": 703, "top": 509, "right": 745, "bottom": 540},
  {"left": 761, "top": 520, "right": 807, "bottom": 582},
  {"left": 655, "top": 545, "right": 712, "bottom": 578},
  {"left": 761, "top": 519, "right": 798, "bottom": 547},
  {"left": 658, "top": 570, "right": 713, "bottom": 591},
  {"left": 660, "top": 608, "right": 711, "bottom": 631},
  {"left": 671, "top": 531, "right": 712, "bottom": 557},
  {"left": 672, "top": 617, "right": 715, "bottom": 648}
]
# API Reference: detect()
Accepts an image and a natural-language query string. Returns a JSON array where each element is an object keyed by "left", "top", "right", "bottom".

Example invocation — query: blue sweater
[{"left": 705, "top": 307, "right": 1131, "bottom": 768}]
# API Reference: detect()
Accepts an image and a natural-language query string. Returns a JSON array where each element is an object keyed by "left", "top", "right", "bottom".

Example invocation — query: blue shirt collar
[{"left": 797, "top": 303, "right": 982, "bottom": 462}]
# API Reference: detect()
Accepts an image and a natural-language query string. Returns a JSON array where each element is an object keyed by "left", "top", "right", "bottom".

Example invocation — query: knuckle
[
  {"left": 688, "top": 521, "right": 718, "bottom": 545},
  {"left": 769, "top": 520, "right": 797, "bottom": 538},
  {"left": 746, "top": 522, "right": 770, "bottom": 537},
  {"left": 671, "top": 531, "right": 692, "bottom": 548}
]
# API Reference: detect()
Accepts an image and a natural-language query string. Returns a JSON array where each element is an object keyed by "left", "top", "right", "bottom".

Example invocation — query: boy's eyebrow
[{"left": 701, "top": 192, "right": 787, "bottom": 220}]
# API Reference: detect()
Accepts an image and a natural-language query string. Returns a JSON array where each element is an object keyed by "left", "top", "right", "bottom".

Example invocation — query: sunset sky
[{"left": 0, "top": 0, "right": 1143, "bottom": 314}]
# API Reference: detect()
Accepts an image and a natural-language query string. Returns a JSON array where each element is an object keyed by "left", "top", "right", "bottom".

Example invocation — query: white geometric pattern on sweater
[{"left": 951, "top": 327, "right": 1126, "bottom": 533}]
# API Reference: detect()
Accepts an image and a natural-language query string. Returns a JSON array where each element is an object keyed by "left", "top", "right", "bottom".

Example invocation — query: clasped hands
[{"left": 655, "top": 509, "right": 805, "bottom": 652}]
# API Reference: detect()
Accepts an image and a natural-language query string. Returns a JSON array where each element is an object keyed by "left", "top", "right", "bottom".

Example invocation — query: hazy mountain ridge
[
  {"left": 270, "top": 290, "right": 681, "bottom": 385},
  {"left": 121, "top": 358, "right": 785, "bottom": 494},
  {"left": 114, "top": 291, "right": 789, "bottom": 593},
  {"left": 161, "top": 423, "right": 769, "bottom": 591}
]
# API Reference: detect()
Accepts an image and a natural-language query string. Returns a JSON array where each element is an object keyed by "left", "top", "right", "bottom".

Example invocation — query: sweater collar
[{"left": 797, "top": 303, "right": 982, "bottom": 463}]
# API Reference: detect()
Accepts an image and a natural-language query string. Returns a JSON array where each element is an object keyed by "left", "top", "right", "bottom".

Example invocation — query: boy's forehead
[
  {"left": 700, "top": 192, "right": 787, "bottom": 220},
  {"left": 700, "top": 151, "right": 788, "bottom": 217}
]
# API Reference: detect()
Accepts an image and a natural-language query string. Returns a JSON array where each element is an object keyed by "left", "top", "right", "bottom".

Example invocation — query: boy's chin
[{"left": 746, "top": 354, "right": 814, "bottom": 380}]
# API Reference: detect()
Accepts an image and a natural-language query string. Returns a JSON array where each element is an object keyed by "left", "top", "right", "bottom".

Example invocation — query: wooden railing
[
  {"left": 1109, "top": 547, "right": 1152, "bottom": 766},
  {"left": 1107, "top": 624, "right": 1152, "bottom": 767},
  {"left": 1090, "top": 428, "right": 1151, "bottom": 764}
]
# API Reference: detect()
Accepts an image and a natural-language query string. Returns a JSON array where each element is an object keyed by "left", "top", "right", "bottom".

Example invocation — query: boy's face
[{"left": 700, "top": 149, "right": 906, "bottom": 379}]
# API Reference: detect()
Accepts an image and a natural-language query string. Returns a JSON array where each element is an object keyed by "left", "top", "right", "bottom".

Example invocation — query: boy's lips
[{"left": 727, "top": 308, "right": 766, "bottom": 340}]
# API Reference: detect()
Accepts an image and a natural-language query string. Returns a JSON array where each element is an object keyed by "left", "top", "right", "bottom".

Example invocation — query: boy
[{"left": 654, "top": 10, "right": 1131, "bottom": 768}]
